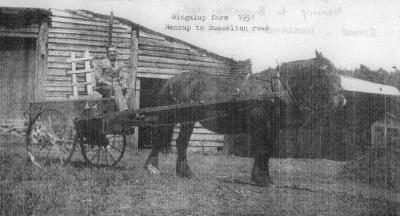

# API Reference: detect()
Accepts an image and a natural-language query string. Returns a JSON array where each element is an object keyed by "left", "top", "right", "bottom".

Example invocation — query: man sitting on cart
[{"left": 94, "top": 44, "right": 129, "bottom": 113}]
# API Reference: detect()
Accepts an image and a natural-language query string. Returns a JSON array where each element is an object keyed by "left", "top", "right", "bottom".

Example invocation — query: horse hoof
[
  {"left": 145, "top": 164, "right": 161, "bottom": 175},
  {"left": 255, "top": 179, "right": 273, "bottom": 187},
  {"left": 252, "top": 175, "right": 273, "bottom": 187},
  {"left": 176, "top": 170, "right": 194, "bottom": 178},
  {"left": 251, "top": 169, "right": 273, "bottom": 187},
  {"left": 176, "top": 159, "right": 194, "bottom": 178}
]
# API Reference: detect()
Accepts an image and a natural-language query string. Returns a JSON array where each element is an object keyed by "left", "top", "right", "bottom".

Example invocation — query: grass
[
  {"left": 339, "top": 145, "right": 400, "bottom": 192},
  {"left": 1, "top": 140, "right": 399, "bottom": 215},
  {"left": 0, "top": 146, "right": 245, "bottom": 216}
]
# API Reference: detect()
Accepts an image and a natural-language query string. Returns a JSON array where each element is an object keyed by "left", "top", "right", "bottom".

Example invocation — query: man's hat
[{"left": 106, "top": 44, "right": 117, "bottom": 50}]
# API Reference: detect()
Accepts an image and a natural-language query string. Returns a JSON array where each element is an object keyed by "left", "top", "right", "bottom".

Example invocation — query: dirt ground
[{"left": 1, "top": 135, "right": 400, "bottom": 216}]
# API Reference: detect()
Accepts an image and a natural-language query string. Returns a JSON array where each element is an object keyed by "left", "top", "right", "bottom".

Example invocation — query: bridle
[{"left": 250, "top": 70, "right": 338, "bottom": 128}]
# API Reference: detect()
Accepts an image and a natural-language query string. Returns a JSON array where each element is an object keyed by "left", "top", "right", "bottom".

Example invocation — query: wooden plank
[
  {"left": 46, "top": 80, "right": 75, "bottom": 87},
  {"left": 46, "top": 86, "right": 85, "bottom": 92},
  {"left": 125, "top": 34, "right": 139, "bottom": 148},
  {"left": 49, "top": 56, "right": 128, "bottom": 66},
  {"left": 49, "top": 32, "right": 131, "bottom": 43},
  {"left": 48, "top": 61, "right": 130, "bottom": 71},
  {"left": 171, "top": 141, "right": 224, "bottom": 147},
  {"left": 35, "top": 21, "right": 48, "bottom": 101},
  {"left": 51, "top": 9, "right": 103, "bottom": 22},
  {"left": 185, "top": 147, "right": 222, "bottom": 152},
  {"left": 71, "top": 82, "right": 94, "bottom": 87},
  {"left": 132, "top": 79, "right": 140, "bottom": 149},
  {"left": 180, "top": 146, "right": 223, "bottom": 152},
  {"left": 127, "top": 29, "right": 138, "bottom": 110},
  {"left": 66, "top": 69, "right": 94, "bottom": 75},
  {"left": 70, "top": 52, "right": 78, "bottom": 97},
  {"left": 48, "top": 63, "right": 82, "bottom": 70},
  {"left": 139, "top": 36, "right": 190, "bottom": 50},
  {"left": 139, "top": 31, "right": 166, "bottom": 41},
  {"left": 48, "top": 68, "right": 71, "bottom": 76},
  {"left": 51, "top": 15, "right": 130, "bottom": 30},
  {"left": 84, "top": 50, "right": 94, "bottom": 95},
  {"left": 138, "top": 62, "right": 230, "bottom": 74},
  {"left": 0, "top": 32, "right": 38, "bottom": 38},
  {"left": 47, "top": 75, "right": 86, "bottom": 83},
  {"left": 51, "top": 9, "right": 131, "bottom": 27},
  {"left": 136, "top": 73, "right": 174, "bottom": 79},
  {"left": 139, "top": 56, "right": 231, "bottom": 69},
  {"left": 139, "top": 49, "right": 228, "bottom": 64},
  {"left": 45, "top": 91, "right": 72, "bottom": 96},
  {"left": 139, "top": 40, "right": 234, "bottom": 65},
  {"left": 171, "top": 133, "right": 224, "bottom": 141},
  {"left": 49, "top": 28, "right": 131, "bottom": 39},
  {"left": 138, "top": 67, "right": 189, "bottom": 75},
  {"left": 48, "top": 37, "right": 131, "bottom": 48},
  {"left": 173, "top": 127, "right": 221, "bottom": 134},
  {"left": 51, "top": 21, "right": 130, "bottom": 33},
  {"left": 52, "top": 11, "right": 130, "bottom": 30},
  {"left": 137, "top": 70, "right": 229, "bottom": 79},
  {"left": 49, "top": 50, "right": 130, "bottom": 62},
  {"left": 66, "top": 56, "right": 94, "bottom": 63},
  {"left": 46, "top": 96, "right": 68, "bottom": 100},
  {"left": 48, "top": 43, "right": 130, "bottom": 54},
  {"left": 47, "top": 74, "right": 71, "bottom": 81},
  {"left": 48, "top": 50, "right": 130, "bottom": 60},
  {"left": 139, "top": 44, "right": 191, "bottom": 54},
  {"left": 135, "top": 79, "right": 140, "bottom": 108},
  {"left": 49, "top": 56, "right": 129, "bottom": 64},
  {"left": 108, "top": 11, "right": 114, "bottom": 45},
  {"left": 138, "top": 69, "right": 232, "bottom": 78},
  {"left": 140, "top": 45, "right": 233, "bottom": 66}
]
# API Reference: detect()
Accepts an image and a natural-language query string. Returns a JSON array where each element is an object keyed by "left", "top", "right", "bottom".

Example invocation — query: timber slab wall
[{"left": 0, "top": 7, "right": 250, "bottom": 152}]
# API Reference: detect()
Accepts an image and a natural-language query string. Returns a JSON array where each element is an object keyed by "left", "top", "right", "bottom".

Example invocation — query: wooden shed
[
  {"left": 371, "top": 113, "right": 400, "bottom": 148},
  {"left": 0, "top": 7, "right": 250, "bottom": 151}
]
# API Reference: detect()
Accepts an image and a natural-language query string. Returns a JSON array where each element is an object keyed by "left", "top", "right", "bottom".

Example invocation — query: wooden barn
[{"left": 0, "top": 7, "right": 250, "bottom": 151}]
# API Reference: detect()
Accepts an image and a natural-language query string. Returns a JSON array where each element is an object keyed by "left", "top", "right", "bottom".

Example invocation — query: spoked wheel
[
  {"left": 79, "top": 133, "right": 127, "bottom": 166},
  {"left": 26, "top": 109, "right": 76, "bottom": 167}
]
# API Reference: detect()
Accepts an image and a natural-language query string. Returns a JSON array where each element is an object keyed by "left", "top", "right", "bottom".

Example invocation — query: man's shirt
[{"left": 93, "top": 58, "right": 126, "bottom": 85}]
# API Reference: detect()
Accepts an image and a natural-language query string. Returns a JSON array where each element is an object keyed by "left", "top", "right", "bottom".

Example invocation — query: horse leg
[
  {"left": 176, "top": 123, "right": 195, "bottom": 178},
  {"left": 144, "top": 125, "right": 174, "bottom": 175},
  {"left": 251, "top": 127, "right": 278, "bottom": 187},
  {"left": 144, "top": 146, "right": 161, "bottom": 174},
  {"left": 251, "top": 149, "right": 273, "bottom": 186}
]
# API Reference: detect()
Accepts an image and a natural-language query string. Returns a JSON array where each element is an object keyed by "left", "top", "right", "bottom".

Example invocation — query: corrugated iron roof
[{"left": 340, "top": 75, "right": 400, "bottom": 96}]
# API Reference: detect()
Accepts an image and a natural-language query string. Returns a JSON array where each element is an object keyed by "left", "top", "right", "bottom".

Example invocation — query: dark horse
[{"left": 144, "top": 51, "right": 346, "bottom": 186}]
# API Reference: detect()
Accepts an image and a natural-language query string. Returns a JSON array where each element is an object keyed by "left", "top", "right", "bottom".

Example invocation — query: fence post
[{"left": 84, "top": 50, "right": 93, "bottom": 95}]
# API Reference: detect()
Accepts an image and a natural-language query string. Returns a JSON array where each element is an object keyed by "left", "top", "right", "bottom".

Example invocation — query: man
[{"left": 94, "top": 45, "right": 129, "bottom": 112}]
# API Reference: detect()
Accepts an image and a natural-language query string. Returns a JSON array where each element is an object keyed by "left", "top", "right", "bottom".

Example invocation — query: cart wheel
[
  {"left": 79, "top": 133, "right": 127, "bottom": 166},
  {"left": 26, "top": 109, "right": 76, "bottom": 167}
]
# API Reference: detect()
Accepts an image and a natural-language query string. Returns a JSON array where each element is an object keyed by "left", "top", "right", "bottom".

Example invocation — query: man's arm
[{"left": 115, "top": 61, "right": 129, "bottom": 89}]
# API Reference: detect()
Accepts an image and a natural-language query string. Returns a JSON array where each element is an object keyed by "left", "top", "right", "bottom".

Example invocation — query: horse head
[
  {"left": 279, "top": 51, "right": 346, "bottom": 127},
  {"left": 313, "top": 50, "right": 346, "bottom": 108}
]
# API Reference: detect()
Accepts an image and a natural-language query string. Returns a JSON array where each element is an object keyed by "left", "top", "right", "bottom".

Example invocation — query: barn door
[{"left": 0, "top": 37, "right": 36, "bottom": 125}]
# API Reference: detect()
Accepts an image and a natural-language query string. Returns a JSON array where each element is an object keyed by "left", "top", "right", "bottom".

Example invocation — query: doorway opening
[
  {"left": 138, "top": 78, "right": 166, "bottom": 149},
  {"left": 0, "top": 36, "right": 36, "bottom": 125}
]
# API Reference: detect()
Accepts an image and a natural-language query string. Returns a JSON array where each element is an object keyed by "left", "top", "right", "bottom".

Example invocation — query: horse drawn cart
[
  {"left": 25, "top": 93, "right": 278, "bottom": 167},
  {"left": 24, "top": 49, "right": 280, "bottom": 168},
  {"left": 26, "top": 50, "right": 355, "bottom": 186}
]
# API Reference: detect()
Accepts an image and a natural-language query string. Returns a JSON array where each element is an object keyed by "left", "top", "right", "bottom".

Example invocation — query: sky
[{"left": 1, "top": 0, "right": 400, "bottom": 73}]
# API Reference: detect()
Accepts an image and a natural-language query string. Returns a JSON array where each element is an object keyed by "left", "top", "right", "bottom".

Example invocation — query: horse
[{"left": 144, "top": 51, "right": 346, "bottom": 186}]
